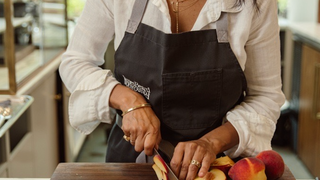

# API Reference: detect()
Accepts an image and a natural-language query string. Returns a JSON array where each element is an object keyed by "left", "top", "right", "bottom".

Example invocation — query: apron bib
[{"left": 105, "top": 0, "right": 246, "bottom": 162}]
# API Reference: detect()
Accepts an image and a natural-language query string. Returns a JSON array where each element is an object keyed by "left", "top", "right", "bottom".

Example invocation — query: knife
[{"left": 153, "top": 148, "right": 179, "bottom": 180}]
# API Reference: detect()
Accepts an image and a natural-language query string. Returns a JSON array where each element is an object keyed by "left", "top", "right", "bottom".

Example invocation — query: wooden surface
[
  {"left": 51, "top": 163, "right": 296, "bottom": 180},
  {"left": 51, "top": 163, "right": 158, "bottom": 180},
  {"left": 318, "top": 0, "right": 320, "bottom": 23},
  {"left": 298, "top": 44, "right": 320, "bottom": 178}
]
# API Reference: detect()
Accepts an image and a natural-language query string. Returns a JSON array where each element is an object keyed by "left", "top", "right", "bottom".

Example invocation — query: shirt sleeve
[
  {"left": 224, "top": 0, "right": 286, "bottom": 158},
  {"left": 59, "top": 0, "right": 119, "bottom": 134}
]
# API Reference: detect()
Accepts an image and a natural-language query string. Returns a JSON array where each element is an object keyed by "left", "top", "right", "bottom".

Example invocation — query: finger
[
  {"left": 130, "top": 138, "right": 135, "bottom": 145},
  {"left": 134, "top": 130, "right": 145, "bottom": 152},
  {"left": 143, "top": 132, "right": 158, "bottom": 156},
  {"left": 179, "top": 145, "right": 195, "bottom": 180},
  {"left": 170, "top": 143, "right": 185, "bottom": 177},
  {"left": 121, "top": 127, "right": 130, "bottom": 140},
  {"left": 121, "top": 123, "right": 132, "bottom": 142},
  {"left": 198, "top": 154, "right": 213, "bottom": 178},
  {"left": 187, "top": 151, "right": 204, "bottom": 180},
  {"left": 129, "top": 130, "right": 137, "bottom": 146}
]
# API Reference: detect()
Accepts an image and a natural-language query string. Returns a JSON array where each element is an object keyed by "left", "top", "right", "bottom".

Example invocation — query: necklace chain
[{"left": 170, "top": 0, "right": 199, "bottom": 33}]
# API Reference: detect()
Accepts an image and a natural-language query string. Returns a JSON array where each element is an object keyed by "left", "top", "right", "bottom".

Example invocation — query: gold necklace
[{"left": 170, "top": 0, "right": 199, "bottom": 33}]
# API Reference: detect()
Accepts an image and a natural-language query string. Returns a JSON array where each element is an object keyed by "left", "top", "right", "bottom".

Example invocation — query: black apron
[{"left": 105, "top": 0, "right": 247, "bottom": 162}]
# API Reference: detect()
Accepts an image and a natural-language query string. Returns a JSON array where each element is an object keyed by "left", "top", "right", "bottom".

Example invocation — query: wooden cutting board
[{"left": 51, "top": 163, "right": 296, "bottom": 180}]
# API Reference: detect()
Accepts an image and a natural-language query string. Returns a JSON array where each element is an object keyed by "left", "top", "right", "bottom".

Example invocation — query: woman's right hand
[{"left": 109, "top": 84, "right": 161, "bottom": 156}]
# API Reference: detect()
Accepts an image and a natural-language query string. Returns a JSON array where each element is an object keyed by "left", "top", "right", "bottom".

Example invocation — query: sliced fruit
[
  {"left": 210, "top": 156, "right": 235, "bottom": 175},
  {"left": 152, "top": 164, "right": 164, "bottom": 180},
  {"left": 209, "top": 168, "right": 227, "bottom": 180},
  {"left": 153, "top": 155, "right": 169, "bottom": 173}
]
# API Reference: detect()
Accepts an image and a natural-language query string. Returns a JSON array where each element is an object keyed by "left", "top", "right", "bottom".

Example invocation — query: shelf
[
  {"left": 0, "top": 45, "right": 36, "bottom": 66},
  {"left": 0, "top": 0, "right": 67, "bottom": 94},
  {"left": 0, "top": 15, "right": 33, "bottom": 33},
  {"left": 0, "top": 0, "right": 31, "bottom": 3},
  {"left": 0, "top": 49, "right": 43, "bottom": 90},
  {"left": 0, "top": 95, "right": 33, "bottom": 138}
]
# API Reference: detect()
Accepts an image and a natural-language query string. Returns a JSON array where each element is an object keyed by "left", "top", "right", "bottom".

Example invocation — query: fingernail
[{"left": 199, "top": 171, "right": 204, "bottom": 177}]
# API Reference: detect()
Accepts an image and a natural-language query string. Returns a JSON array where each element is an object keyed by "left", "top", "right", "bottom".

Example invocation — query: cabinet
[
  {"left": 28, "top": 72, "right": 60, "bottom": 177},
  {"left": 0, "top": 70, "right": 65, "bottom": 178},
  {"left": 0, "top": 170, "right": 7, "bottom": 177},
  {"left": 0, "top": 95, "right": 34, "bottom": 178},
  {"left": 297, "top": 44, "right": 320, "bottom": 178},
  {"left": 7, "top": 133, "right": 34, "bottom": 177},
  {"left": 0, "top": 0, "right": 68, "bottom": 94}
]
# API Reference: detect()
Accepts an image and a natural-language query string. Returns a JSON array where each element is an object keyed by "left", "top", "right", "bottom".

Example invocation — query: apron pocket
[{"left": 162, "top": 69, "right": 222, "bottom": 130}]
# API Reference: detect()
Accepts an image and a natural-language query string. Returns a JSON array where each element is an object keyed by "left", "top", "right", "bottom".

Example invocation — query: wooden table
[{"left": 51, "top": 163, "right": 296, "bottom": 180}]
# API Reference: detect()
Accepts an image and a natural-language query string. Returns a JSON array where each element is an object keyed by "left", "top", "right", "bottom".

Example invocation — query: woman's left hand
[{"left": 170, "top": 139, "right": 218, "bottom": 180}]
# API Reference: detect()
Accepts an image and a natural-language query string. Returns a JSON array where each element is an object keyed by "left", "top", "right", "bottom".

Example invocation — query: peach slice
[
  {"left": 210, "top": 156, "right": 235, "bottom": 175},
  {"left": 152, "top": 164, "right": 164, "bottom": 180},
  {"left": 153, "top": 155, "right": 169, "bottom": 174},
  {"left": 210, "top": 168, "right": 227, "bottom": 180},
  {"left": 228, "top": 157, "right": 267, "bottom": 180},
  {"left": 162, "top": 170, "right": 169, "bottom": 180},
  {"left": 194, "top": 168, "right": 226, "bottom": 180},
  {"left": 194, "top": 171, "right": 215, "bottom": 180}
]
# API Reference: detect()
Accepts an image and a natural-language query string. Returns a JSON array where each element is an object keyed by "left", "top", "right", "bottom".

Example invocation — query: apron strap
[
  {"left": 127, "top": 0, "right": 229, "bottom": 43},
  {"left": 126, "top": 0, "right": 149, "bottom": 34},
  {"left": 216, "top": 13, "right": 229, "bottom": 43}
]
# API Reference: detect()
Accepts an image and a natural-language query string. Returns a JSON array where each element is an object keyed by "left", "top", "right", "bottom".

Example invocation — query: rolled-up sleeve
[
  {"left": 224, "top": 0, "right": 286, "bottom": 157},
  {"left": 59, "top": 0, "right": 119, "bottom": 134}
]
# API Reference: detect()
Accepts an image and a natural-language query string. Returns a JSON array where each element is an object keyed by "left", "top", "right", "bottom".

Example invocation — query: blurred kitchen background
[{"left": 0, "top": 0, "right": 319, "bottom": 179}]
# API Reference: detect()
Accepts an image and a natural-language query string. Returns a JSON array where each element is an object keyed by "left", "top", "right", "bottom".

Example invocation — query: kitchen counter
[
  {"left": 279, "top": 17, "right": 320, "bottom": 48},
  {"left": 278, "top": 17, "right": 320, "bottom": 102},
  {"left": 50, "top": 163, "right": 297, "bottom": 180},
  {"left": 0, "top": 95, "right": 33, "bottom": 138},
  {"left": 290, "top": 22, "right": 320, "bottom": 45},
  {"left": 0, "top": 164, "right": 315, "bottom": 180}
]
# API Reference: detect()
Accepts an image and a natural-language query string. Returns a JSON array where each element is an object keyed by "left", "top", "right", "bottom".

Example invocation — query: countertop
[
  {"left": 289, "top": 22, "right": 320, "bottom": 45},
  {"left": 279, "top": 17, "right": 320, "bottom": 45},
  {"left": 50, "top": 163, "right": 297, "bottom": 180},
  {"left": 0, "top": 163, "right": 315, "bottom": 180}
]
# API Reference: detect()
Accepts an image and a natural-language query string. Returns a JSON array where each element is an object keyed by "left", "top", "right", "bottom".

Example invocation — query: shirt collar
[
  {"left": 149, "top": 0, "right": 243, "bottom": 30},
  {"left": 202, "top": 0, "right": 243, "bottom": 22},
  {"left": 150, "top": 0, "right": 243, "bottom": 17}
]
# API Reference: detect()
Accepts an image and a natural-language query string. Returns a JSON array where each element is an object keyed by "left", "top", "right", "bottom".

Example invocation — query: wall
[{"left": 287, "top": 0, "right": 319, "bottom": 22}]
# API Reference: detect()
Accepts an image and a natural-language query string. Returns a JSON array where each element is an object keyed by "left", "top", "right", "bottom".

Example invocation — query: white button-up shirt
[{"left": 59, "top": 0, "right": 286, "bottom": 158}]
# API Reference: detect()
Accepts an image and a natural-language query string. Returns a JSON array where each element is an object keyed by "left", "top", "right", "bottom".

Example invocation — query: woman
[{"left": 59, "top": 0, "right": 285, "bottom": 179}]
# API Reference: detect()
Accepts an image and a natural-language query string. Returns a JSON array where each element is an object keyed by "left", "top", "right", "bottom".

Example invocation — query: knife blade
[{"left": 153, "top": 148, "right": 179, "bottom": 180}]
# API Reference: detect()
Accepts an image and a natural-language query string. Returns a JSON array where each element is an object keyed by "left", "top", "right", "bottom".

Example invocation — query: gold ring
[
  {"left": 191, "top": 159, "right": 201, "bottom": 168},
  {"left": 123, "top": 135, "right": 130, "bottom": 142}
]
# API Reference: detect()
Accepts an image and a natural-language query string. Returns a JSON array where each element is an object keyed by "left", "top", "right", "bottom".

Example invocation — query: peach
[
  {"left": 210, "top": 156, "right": 235, "bottom": 175},
  {"left": 153, "top": 154, "right": 168, "bottom": 173},
  {"left": 194, "top": 168, "right": 226, "bottom": 180},
  {"left": 228, "top": 157, "right": 267, "bottom": 180},
  {"left": 256, "top": 150, "right": 285, "bottom": 180}
]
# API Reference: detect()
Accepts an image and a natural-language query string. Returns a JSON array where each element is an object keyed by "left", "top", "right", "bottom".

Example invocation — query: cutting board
[{"left": 51, "top": 163, "right": 296, "bottom": 180}]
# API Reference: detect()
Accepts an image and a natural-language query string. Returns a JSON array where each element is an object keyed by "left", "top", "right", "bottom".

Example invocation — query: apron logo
[{"left": 123, "top": 75, "right": 150, "bottom": 100}]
